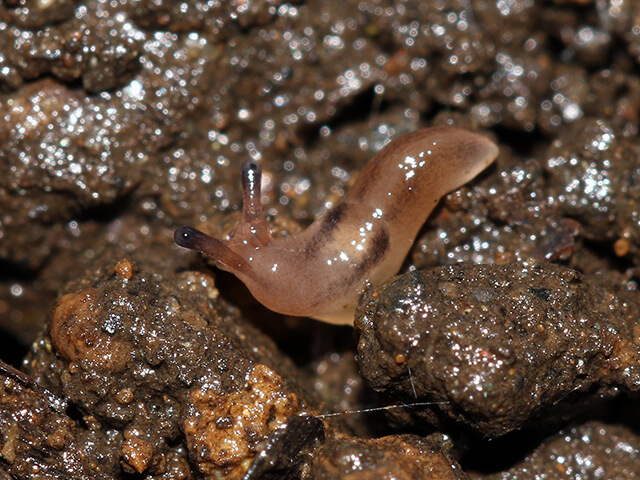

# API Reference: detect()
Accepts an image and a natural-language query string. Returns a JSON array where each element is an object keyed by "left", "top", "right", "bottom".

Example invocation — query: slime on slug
[{"left": 175, "top": 126, "right": 498, "bottom": 325}]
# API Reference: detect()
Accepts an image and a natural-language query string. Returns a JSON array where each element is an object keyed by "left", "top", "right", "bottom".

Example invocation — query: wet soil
[
  {"left": 2, "top": 0, "right": 640, "bottom": 479},
  {"left": 356, "top": 261, "right": 640, "bottom": 436}
]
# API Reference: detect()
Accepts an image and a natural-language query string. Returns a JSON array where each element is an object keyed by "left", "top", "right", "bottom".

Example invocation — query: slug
[{"left": 175, "top": 126, "right": 498, "bottom": 325}]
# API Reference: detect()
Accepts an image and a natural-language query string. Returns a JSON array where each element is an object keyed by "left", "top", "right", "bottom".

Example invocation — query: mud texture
[
  {"left": 307, "top": 433, "right": 469, "bottom": 480},
  {"left": 0, "top": 359, "right": 119, "bottom": 478},
  {"left": 355, "top": 261, "right": 640, "bottom": 436},
  {"left": 475, "top": 421, "right": 640, "bottom": 480},
  {"left": 22, "top": 258, "right": 321, "bottom": 479},
  {"left": 1, "top": 0, "right": 640, "bottom": 479}
]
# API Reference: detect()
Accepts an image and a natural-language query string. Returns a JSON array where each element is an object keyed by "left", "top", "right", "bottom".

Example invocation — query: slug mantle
[{"left": 175, "top": 126, "right": 498, "bottom": 325}]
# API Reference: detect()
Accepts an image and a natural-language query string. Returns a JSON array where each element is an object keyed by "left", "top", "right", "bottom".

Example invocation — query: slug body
[{"left": 175, "top": 126, "right": 498, "bottom": 325}]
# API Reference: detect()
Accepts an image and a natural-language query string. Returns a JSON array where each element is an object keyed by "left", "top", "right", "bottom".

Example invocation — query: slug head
[{"left": 174, "top": 161, "right": 271, "bottom": 278}]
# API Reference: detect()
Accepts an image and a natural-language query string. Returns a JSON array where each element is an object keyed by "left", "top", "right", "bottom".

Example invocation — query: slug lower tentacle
[{"left": 175, "top": 126, "right": 498, "bottom": 325}]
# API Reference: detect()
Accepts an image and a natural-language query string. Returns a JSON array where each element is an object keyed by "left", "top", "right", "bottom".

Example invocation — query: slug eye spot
[
  {"left": 243, "top": 161, "right": 260, "bottom": 175},
  {"left": 242, "top": 161, "right": 262, "bottom": 194},
  {"left": 174, "top": 226, "right": 204, "bottom": 251}
]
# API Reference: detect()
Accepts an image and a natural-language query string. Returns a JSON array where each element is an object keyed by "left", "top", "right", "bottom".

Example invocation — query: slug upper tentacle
[
  {"left": 240, "top": 161, "right": 272, "bottom": 244},
  {"left": 175, "top": 126, "right": 498, "bottom": 325}
]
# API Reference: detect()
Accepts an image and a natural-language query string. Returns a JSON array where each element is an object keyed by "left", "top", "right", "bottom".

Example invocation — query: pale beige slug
[{"left": 175, "top": 126, "right": 498, "bottom": 325}]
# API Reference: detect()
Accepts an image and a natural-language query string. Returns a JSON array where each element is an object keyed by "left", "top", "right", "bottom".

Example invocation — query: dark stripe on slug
[
  {"left": 304, "top": 203, "right": 350, "bottom": 257},
  {"left": 322, "top": 202, "right": 349, "bottom": 228},
  {"left": 359, "top": 226, "right": 390, "bottom": 273},
  {"left": 341, "top": 225, "right": 390, "bottom": 287},
  {"left": 316, "top": 226, "right": 391, "bottom": 308},
  {"left": 305, "top": 221, "right": 391, "bottom": 310}
]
